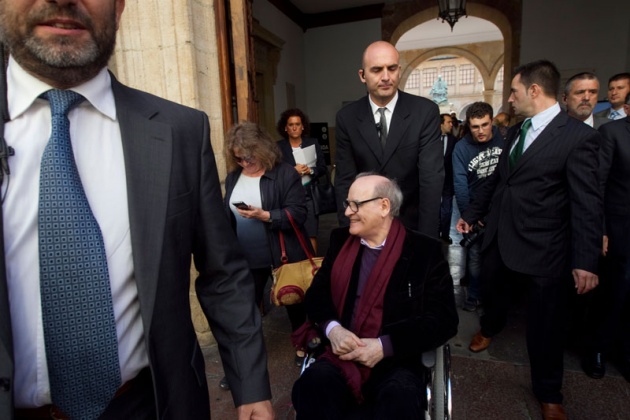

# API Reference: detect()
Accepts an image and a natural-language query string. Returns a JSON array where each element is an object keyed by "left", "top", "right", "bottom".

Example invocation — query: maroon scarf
[{"left": 320, "top": 218, "right": 406, "bottom": 401}]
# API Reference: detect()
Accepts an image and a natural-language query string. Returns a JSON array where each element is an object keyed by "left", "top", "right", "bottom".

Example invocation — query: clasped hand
[{"left": 328, "top": 325, "right": 384, "bottom": 368}]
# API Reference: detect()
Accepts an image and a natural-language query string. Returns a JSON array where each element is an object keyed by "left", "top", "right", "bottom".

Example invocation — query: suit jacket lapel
[
  {"left": 508, "top": 112, "right": 567, "bottom": 176},
  {"left": 382, "top": 92, "right": 411, "bottom": 164},
  {"left": 356, "top": 97, "right": 385, "bottom": 162},
  {"left": 111, "top": 76, "right": 172, "bottom": 333},
  {"left": 0, "top": 112, "right": 14, "bottom": 375}
]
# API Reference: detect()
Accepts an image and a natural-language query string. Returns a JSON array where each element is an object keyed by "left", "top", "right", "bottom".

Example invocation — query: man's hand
[
  {"left": 328, "top": 325, "right": 365, "bottom": 356},
  {"left": 338, "top": 338, "right": 384, "bottom": 368},
  {"left": 237, "top": 400, "right": 274, "bottom": 420},
  {"left": 456, "top": 218, "right": 471, "bottom": 233},
  {"left": 572, "top": 269, "right": 599, "bottom": 294}
]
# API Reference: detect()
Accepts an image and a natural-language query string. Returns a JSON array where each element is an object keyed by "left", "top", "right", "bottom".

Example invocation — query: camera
[{"left": 460, "top": 222, "right": 485, "bottom": 248}]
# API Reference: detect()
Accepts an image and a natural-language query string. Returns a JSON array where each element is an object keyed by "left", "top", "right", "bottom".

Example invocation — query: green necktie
[{"left": 509, "top": 119, "right": 532, "bottom": 169}]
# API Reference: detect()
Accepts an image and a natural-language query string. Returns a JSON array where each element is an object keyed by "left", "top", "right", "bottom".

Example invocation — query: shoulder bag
[{"left": 271, "top": 209, "right": 323, "bottom": 306}]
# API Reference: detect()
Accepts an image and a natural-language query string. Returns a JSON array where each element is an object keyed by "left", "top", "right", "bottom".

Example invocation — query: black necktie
[{"left": 377, "top": 107, "right": 388, "bottom": 147}]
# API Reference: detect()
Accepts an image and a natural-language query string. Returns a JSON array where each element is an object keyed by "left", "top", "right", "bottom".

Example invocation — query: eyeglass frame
[
  {"left": 342, "top": 197, "right": 383, "bottom": 213},
  {"left": 234, "top": 155, "right": 254, "bottom": 164}
]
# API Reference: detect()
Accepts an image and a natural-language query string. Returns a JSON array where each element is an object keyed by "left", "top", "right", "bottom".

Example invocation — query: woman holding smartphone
[{"left": 222, "top": 122, "right": 312, "bottom": 381}]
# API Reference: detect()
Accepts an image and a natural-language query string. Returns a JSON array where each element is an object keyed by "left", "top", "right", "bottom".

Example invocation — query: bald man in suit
[{"left": 334, "top": 41, "right": 443, "bottom": 237}]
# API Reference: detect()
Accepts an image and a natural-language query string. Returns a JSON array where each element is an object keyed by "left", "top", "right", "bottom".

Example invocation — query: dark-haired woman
[{"left": 276, "top": 108, "right": 327, "bottom": 254}]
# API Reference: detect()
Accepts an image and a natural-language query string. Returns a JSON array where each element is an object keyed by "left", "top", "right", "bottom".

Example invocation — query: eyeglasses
[
  {"left": 234, "top": 155, "right": 254, "bottom": 164},
  {"left": 342, "top": 197, "right": 383, "bottom": 213}
]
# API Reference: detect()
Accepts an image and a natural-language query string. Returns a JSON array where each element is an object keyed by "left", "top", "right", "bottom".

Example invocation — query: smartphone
[{"left": 232, "top": 201, "right": 249, "bottom": 210}]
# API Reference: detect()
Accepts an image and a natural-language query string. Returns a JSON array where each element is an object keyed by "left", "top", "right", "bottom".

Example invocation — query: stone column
[{"left": 112, "top": 0, "right": 225, "bottom": 348}]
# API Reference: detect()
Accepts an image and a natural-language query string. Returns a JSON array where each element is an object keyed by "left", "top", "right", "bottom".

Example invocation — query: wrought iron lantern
[{"left": 438, "top": 0, "right": 467, "bottom": 31}]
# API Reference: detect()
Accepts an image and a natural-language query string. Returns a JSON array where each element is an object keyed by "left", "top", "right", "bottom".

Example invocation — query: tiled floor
[{"left": 202, "top": 213, "right": 630, "bottom": 419}]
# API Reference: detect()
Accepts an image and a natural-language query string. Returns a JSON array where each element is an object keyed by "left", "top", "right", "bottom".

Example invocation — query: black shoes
[
  {"left": 582, "top": 352, "right": 606, "bottom": 379},
  {"left": 219, "top": 376, "right": 230, "bottom": 391}
]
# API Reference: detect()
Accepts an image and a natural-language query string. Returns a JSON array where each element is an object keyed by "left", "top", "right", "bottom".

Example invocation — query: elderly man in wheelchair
[{"left": 291, "top": 173, "right": 458, "bottom": 419}]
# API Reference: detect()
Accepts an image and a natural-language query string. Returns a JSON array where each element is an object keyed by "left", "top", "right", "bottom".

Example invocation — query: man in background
[
  {"left": 492, "top": 111, "right": 510, "bottom": 139},
  {"left": 582, "top": 92, "right": 630, "bottom": 382},
  {"left": 594, "top": 72, "right": 630, "bottom": 122},
  {"left": 452, "top": 102, "right": 503, "bottom": 312},
  {"left": 334, "top": 41, "right": 443, "bottom": 237},
  {"left": 439, "top": 113, "right": 458, "bottom": 244},
  {"left": 563, "top": 72, "right": 606, "bottom": 128}
]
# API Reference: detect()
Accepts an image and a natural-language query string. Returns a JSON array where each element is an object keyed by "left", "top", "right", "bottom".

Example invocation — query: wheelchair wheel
[{"left": 430, "top": 344, "right": 452, "bottom": 420}]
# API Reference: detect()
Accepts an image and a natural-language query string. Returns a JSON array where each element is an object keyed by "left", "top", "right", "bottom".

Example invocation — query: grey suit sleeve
[
  {"left": 192, "top": 115, "right": 271, "bottom": 406},
  {"left": 416, "top": 104, "right": 444, "bottom": 237}
]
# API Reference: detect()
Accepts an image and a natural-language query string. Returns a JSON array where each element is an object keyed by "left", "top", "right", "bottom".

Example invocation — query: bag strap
[
  {"left": 278, "top": 231, "right": 288, "bottom": 264},
  {"left": 283, "top": 209, "right": 319, "bottom": 274}
]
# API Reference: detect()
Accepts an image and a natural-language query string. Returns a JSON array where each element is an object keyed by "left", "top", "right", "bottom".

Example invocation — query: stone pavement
[{"left": 202, "top": 214, "right": 630, "bottom": 419}]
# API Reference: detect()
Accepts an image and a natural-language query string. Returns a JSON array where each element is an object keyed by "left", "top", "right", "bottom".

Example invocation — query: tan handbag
[{"left": 271, "top": 210, "right": 323, "bottom": 306}]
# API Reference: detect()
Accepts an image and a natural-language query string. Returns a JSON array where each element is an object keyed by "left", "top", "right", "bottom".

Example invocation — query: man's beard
[{"left": 0, "top": 5, "right": 117, "bottom": 87}]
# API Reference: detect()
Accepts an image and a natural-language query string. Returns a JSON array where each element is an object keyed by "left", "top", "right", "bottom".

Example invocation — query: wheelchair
[{"left": 300, "top": 340, "right": 452, "bottom": 420}]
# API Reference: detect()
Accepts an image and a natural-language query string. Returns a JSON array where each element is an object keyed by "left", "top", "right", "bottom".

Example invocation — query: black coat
[
  {"left": 277, "top": 137, "right": 328, "bottom": 183},
  {"left": 224, "top": 162, "right": 313, "bottom": 267},
  {"left": 334, "top": 91, "right": 444, "bottom": 237},
  {"left": 305, "top": 226, "right": 458, "bottom": 374},
  {"left": 463, "top": 111, "right": 603, "bottom": 277}
]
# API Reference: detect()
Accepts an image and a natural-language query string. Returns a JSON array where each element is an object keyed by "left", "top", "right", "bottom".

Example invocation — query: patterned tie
[
  {"left": 377, "top": 107, "right": 388, "bottom": 147},
  {"left": 609, "top": 110, "right": 619, "bottom": 120},
  {"left": 509, "top": 118, "right": 532, "bottom": 169},
  {"left": 39, "top": 89, "right": 121, "bottom": 419}
]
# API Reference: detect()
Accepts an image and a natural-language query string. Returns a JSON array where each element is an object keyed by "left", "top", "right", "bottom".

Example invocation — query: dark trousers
[
  {"left": 479, "top": 241, "right": 569, "bottom": 404},
  {"left": 588, "top": 254, "right": 630, "bottom": 357},
  {"left": 292, "top": 359, "right": 424, "bottom": 420},
  {"left": 439, "top": 194, "right": 453, "bottom": 239}
]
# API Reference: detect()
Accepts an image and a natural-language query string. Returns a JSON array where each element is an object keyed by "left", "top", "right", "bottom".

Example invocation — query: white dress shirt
[
  {"left": 369, "top": 92, "right": 399, "bottom": 132},
  {"left": 3, "top": 57, "right": 147, "bottom": 408},
  {"left": 609, "top": 107, "right": 627, "bottom": 119},
  {"left": 512, "top": 102, "right": 562, "bottom": 155}
]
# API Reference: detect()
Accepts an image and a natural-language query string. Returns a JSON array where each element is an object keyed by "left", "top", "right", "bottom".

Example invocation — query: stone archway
[
  {"left": 382, "top": 0, "right": 520, "bottom": 112},
  {"left": 400, "top": 47, "right": 502, "bottom": 95}
]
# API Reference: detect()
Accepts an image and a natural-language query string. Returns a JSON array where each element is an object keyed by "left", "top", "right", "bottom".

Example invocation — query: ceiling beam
[{"left": 266, "top": 1, "right": 385, "bottom": 31}]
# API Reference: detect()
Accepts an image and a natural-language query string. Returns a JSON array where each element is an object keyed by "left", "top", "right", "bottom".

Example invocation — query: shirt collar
[
  {"left": 611, "top": 107, "right": 627, "bottom": 118},
  {"left": 530, "top": 102, "right": 561, "bottom": 132},
  {"left": 360, "top": 237, "right": 386, "bottom": 250},
  {"left": 7, "top": 56, "right": 117, "bottom": 121},
  {"left": 369, "top": 91, "right": 399, "bottom": 116},
  {"left": 583, "top": 113, "right": 594, "bottom": 127}
]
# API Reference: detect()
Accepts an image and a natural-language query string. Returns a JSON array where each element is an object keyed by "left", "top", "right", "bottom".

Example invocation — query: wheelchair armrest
[{"left": 421, "top": 348, "right": 437, "bottom": 368}]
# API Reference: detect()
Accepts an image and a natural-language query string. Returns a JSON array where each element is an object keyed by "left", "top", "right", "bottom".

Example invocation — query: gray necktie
[
  {"left": 377, "top": 107, "right": 388, "bottom": 147},
  {"left": 39, "top": 89, "right": 121, "bottom": 419}
]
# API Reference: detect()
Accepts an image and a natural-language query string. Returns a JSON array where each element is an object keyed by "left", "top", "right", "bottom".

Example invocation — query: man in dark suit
[
  {"left": 593, "top": 73, "right": 630, "bottom": 122},
  {"left": 0, "top": 1, "right": 272, "bottom": 419},
  {"left": 334, "top": 41, "right": 443, "bottom": 237},
  {"left": 582, "top": 92, "right": 630, "bottom": 381},
  {"left": 292, "top": 174, "right": 458, "bottom": 419},
  {"left": 457, "top": 60, "right": 602, "bottom": 420},
  {"left": 439, "top": 113, "right": 458, "bottom": 243}
]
